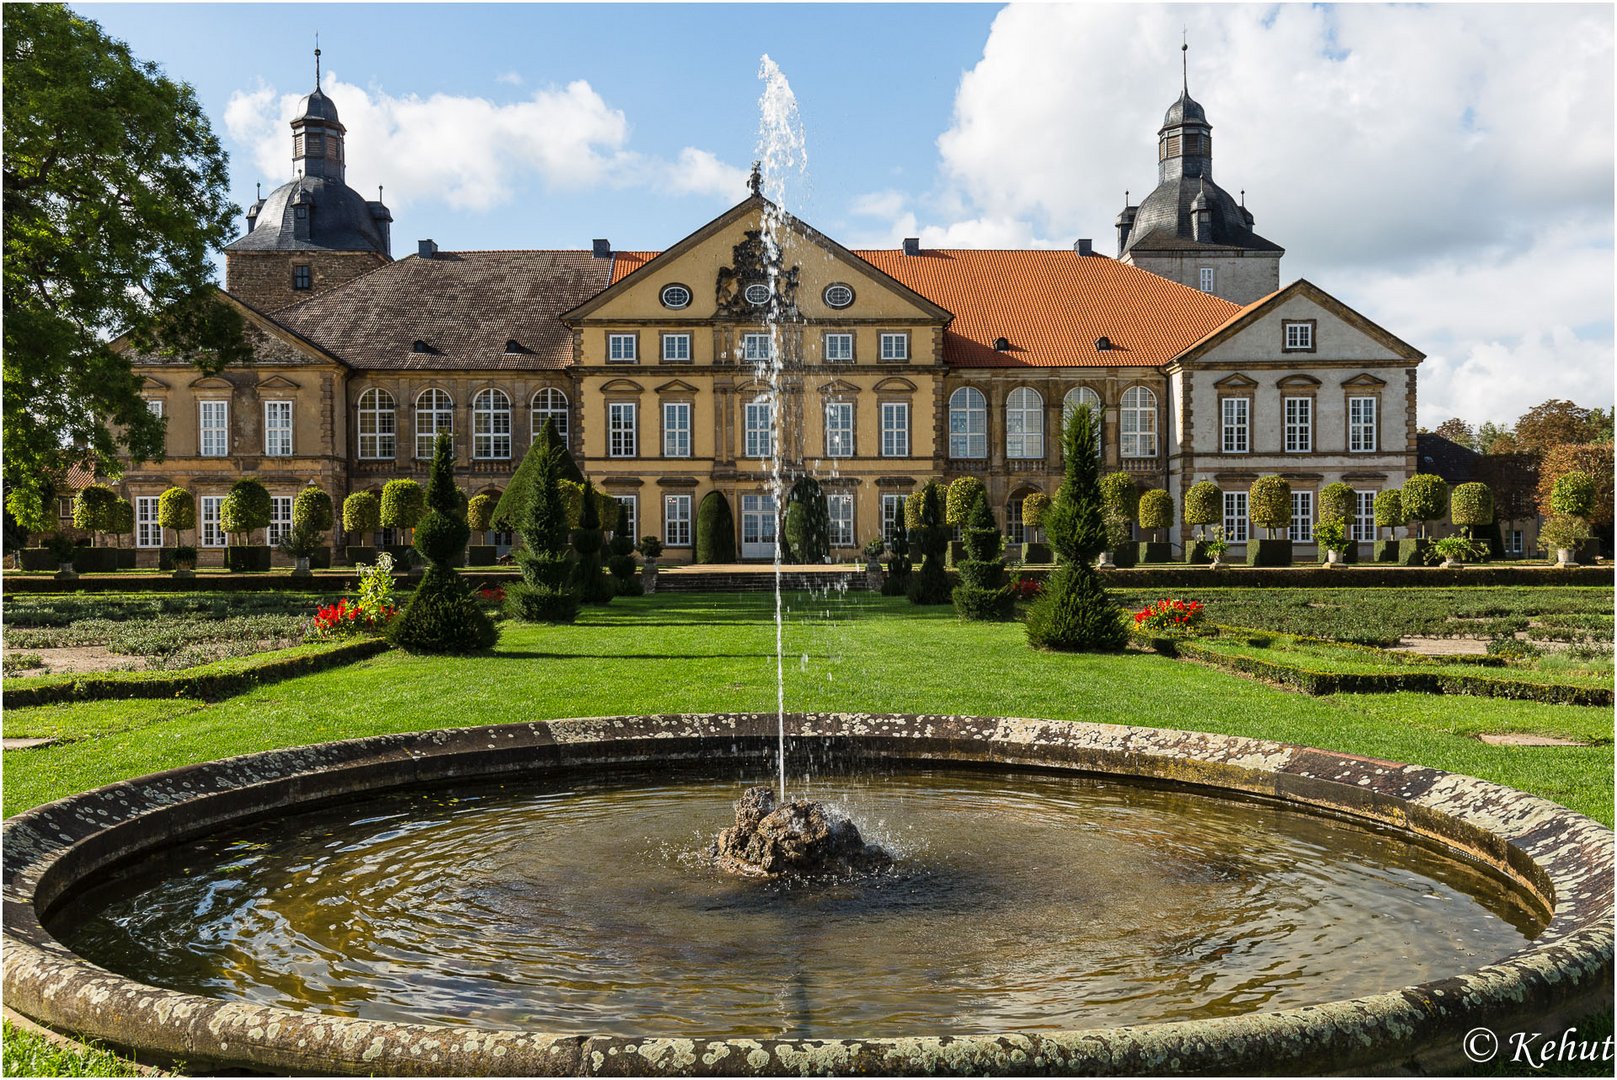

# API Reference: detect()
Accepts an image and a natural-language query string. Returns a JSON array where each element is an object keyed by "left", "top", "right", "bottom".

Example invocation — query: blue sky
[{"left": 73, "top": 3, "right": 1615, "bottom": 425}]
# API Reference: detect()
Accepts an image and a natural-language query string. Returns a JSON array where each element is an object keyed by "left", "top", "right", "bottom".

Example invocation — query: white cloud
[
  {"left": 224, "top": 73, "right": 744, "bottom": 213},
  {"left": 908, "top": 2, "right": 1614, "bottom": 424},
  {"left": 494, "top": 71, "right": 523, "bottom": 87}
]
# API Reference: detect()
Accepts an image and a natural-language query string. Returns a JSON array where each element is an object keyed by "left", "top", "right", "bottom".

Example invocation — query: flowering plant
[
  {"left": 310, "top": 554, "right": 399, "bottom": 638},
  {"left": 477, "top": 585, "right": 507, "bottom": 604},
  {"left": 1132, "top": 598, "right": 1205, "bottom": 638},
  {"left": 1013, "top": 575, "right": 1044, "bottom": 600}
]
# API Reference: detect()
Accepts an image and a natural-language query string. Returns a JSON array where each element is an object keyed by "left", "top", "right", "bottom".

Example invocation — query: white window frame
[
  {"left": 1005, "top": 386, "right": 1045, "bottom": 460},
  {"left": 262, "top": 400, "right": 293, "bottom": 457},
  {"left": 1284, "top": 322, "right": 1313, "bottom": 350},
  {"left": 880, "top": 494, "right": 906, "bottom": 542},
  {"left": 1221, "top": 397, "right": 1249, "bottom": 454},
  {"left": 1349, "top": 396, "right": 1378, "bottom": 453},
  {"left": 1120, "top": 386, "right": 1157, "bottom": 458},
  {"left": 1223, "top": 491, "right": 1249, "bottom": 544},
  {"left": 949, "top": 387, "right": 988, "bottom": 459},
  {"left": 1062, "top": 387, "right": 1103, "bottom": 453},
  {"left": 1006, "top": 496, "right": 1028, "bottom": 546},
  {"left": 742, "top": 333, "right": 774, "bottom": 364},
  {"left": 664, "top": 494, "right": 692, "bottom": 547},
  {"left": 1290, "top": 490, "right": 1315, "bottom": 543},
  {"left": 662, "top": 401, "right": 692, "bottom": 459},
  {"left": 145, "top": 399, "right": 165, "bottom": 418},
  {"left": 661, "top": 333, "right": 692, "bottom": 363},
  {"left": 823, "top": 332, "right": 854, "bottom": 363},
  {"left": 473, "top": 388, "right": 512, "bottom": 460},
  {"left": 1199, "top": 267, "right": 1215, "bottom": 293},
  {"left": 1284, "top": 396, "right": 1313, "bottom": 453},
  {"left": 744, "top": 397, "right": 775, "bottom": 459},
  {"left": 824, "top": 400, "right": 854, "bottom": 458},
  {"left": 1508, "top": 528, "right": 1524, "bottom": 555},
  {"left": 879, "top": 332, "right": 909, "bottom": 361},
  {"left": 415, "top": 389, "right": 453, "bottom": 460},
  {"left": 614, "top": 495, "right": 638, "bottom": 540},
  {"left": 532, "top": 388, "right": 569, "bottom": 448},
  {"left": 199, "top": 496, "right": 225, "bottom": 548},
  {"left": 880, "top": 401, "right": 909, "bottom": 458},
  {"left": 1353, "top": 490, "right": 1377, "bottom": 543},
  {"left": 199, "top": 400, "right": 229, "bottom": 457},
  {"left": 135, "top": 496, "right": 162, "bottom": 548},
  {"left": 827, "top": 493, "right": 854, "bottom": 548},
  {"left": 608, "top": 401, "right": 637, "bottom": 458},
  {"left": 607, "top": 333, "right": 638, "bottom": 363},
  {"left": 268, "top": 495, "right": 294, "bottom": 546},
  {"left": 357, "top": 388, "right": 396, "bottom": 460}
]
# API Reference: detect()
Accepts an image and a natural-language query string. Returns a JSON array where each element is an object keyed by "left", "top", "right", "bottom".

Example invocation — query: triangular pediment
[
  {"left": 189, "top": 375, "right": 233, "bottom": 391},
  {"left": 817, "top": 379, "right": 861, "bottom": 396},
  {"left": 1213, "top": 373, "right": 1258, "bottom": 390},
  {"left": 256, "top": 374, "right": 302, "bottom": 391},
  {"left": 139, "top": 375, "right": 171, "bottom": 391},
  {"left": 1174, "top": 280, "right": 1424, "bottom": 366},
  {"left": 1342, "top": 372, "right": 1389, "bottom": 388},
  {"left": 654, "top": 379, "right": 700, "bottom": 394}
]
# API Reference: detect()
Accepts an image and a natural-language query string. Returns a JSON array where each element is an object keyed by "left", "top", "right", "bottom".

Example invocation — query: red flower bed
[
  {"left": 1132, "top": 598, "right": 1205, "bottom": 637},
  {"left": 477, "top": 586, "right": 506, "bottom": 604},
  {"left": 1013, "top": 577, "right": 1044, "bottom": 600},
  {"left": 311, "top": 597, "right": 398, "bottom": 638}
]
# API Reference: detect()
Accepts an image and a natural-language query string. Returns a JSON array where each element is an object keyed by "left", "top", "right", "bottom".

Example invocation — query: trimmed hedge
[
  {"left": 1001, "top": 565, "right": 1613, "bottom": 589},
  {"left": 2, "top": 638, "right": 390, "bottom": 707}
]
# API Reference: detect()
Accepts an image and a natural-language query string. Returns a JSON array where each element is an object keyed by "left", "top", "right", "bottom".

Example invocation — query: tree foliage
[
  {"left": 695, "top": 490, "right": 736, "bottom": 563},
  {"left": 1022, "top": 491, "right": 1052, "bottom": 528},
  {"left": 1099, "top": 472, "right": 1140, "bottom": 523},
  {"left": 1449, "top": 482, "right": 1494, "bottom": 533},
  {"left": 1549, "top": 470, "right": 1598, "bottom": 519},
  {"left": 1511, "top": 399, "right": 1603, "bottom": 458},
  {"left": 906, "top": 481, "right": 951, "bottom": 605},
  {"left": 6, "top": 485, "right": 54, "bottom": 536},
  {"left": 219, "top": 479, "right": 270, "bottom": 543},
  {"left": 292, "top": 485, "right": 333, "bottom": 533},
  {"left": 1137, "top": 488, "right": 1173, "bottom": 538},
  {"left": 343, "top": 491, "right": 380, "bottom": 536},
  {"left": 1184, "top": 481, "right": 1221, "bottom": 532},
  {"left": 1401, "top": 474, "right": 1449, "bottom": 537},
  {"left": 71, "top": 484, "right": 120, "bottom": 540},
  {"left": 508, "top": 442, "right": 579, "bottom": 622},
  {"left": 572, "top": 480, "right": 614, "bottom": 603},
  {"left": 1248, "top": 475, "right": 1292, "bottom": 537},
  {"left": 784, "top": 475, "right": 830, "bottom": 563},
  {"left": 380, "top": 479, "right": 426, "bottom": 531},
  {"left": 156, "top": 486, "right": 194, "bottom": 537},
  {"left": 1536, "top": 443, "right": 1613, "bottom": 527},
  {"left": 491, "top": 419, "right": 582, "bottom": 531},
  {"left": 1318, "top": 482, "right": 1356, "bottom": 529},
  {"left": 466, "top": 493, "right": 497, "bottom": 533},
  {"left": 391, "top": 431, "right": 495, "bottom": 653},
  {"left": 607, "top": 502, "right": 641, "bottom": 594},
  {"left": 3, "top": 5, "right": 250, "bottom": 503},
  {"left": 1373, "top": 489, "right": 1405, "bottom": 537},
  {"left": 951, "top": 490, "right": 1012, "bottom": 620},
  {"left": 1432, "top": 418, "right": 1476, "bottom": 450},
  {"left": 945, "top": 476, "right": 987, "bottom": 526}
]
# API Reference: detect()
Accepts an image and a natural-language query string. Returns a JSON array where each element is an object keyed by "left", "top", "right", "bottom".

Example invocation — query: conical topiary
[
  {"left": 507, "top": 442, "right": 580, "bottom": 623},
  {"left": 607, "top": 501, "right": 641, "bottom": 595},
  {"left": 492, "top": 418, "right": 583, "bottom": 532},
  {"left": 951, "top": 490, "right": 1013, "bottom": 620},
  {"left": 572, "top": 479, "right": 614, "bottom": 604},
  {"left": 390, "top": 431, "right": 497, "bottom": 653},
  {"left": 907, "top": 481, "right": 951, "bottom": 605}
]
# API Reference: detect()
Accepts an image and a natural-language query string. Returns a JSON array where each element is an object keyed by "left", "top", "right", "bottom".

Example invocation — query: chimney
[
  {"left": 902, "top": 237, "right": 921, "bottom": 256},
  {"left": 592, "top": 238, "right": 612, "bottom": 258},
  {"left": 1075, "top": 239, "right": 1093, "bottom": 256},
  {"left": 417, "top": 239, "right": 438, "bottom": 260}
]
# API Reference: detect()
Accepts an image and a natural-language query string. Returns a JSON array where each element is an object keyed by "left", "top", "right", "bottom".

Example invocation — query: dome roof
[
  {"left": 1162, "top": 89, "right": 1207, "bottom": 130},
  {"left": 225, "top": 175, "right": 387, "bottom": 254},
  {"left": 296, "top": 86, "right": 340, "bottom": 124},
  {"left": 1123, "top": 173, "right": 1281, "bottom": 255}
]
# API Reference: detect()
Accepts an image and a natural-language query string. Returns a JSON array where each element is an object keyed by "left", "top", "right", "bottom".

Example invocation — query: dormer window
[
  {"left": 412, "top": 339, "right": 431, "bottom": 354},
  {"left": 505, "top": 339, "right": 524, "bottom": 354},
  {"left": 993, "top": 337, "right": 1011, "bottom": 352},
  {"left": 1095, "top": 336, "right": 1112, "bottom": 352}
]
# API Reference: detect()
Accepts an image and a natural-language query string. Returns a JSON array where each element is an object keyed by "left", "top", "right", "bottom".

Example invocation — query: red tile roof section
[{"left": 607, "top": 247, "right": 1240, "bottom": 368}]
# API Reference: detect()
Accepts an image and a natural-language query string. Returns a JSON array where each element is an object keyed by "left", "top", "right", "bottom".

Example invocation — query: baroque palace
[{"left": 118, "top": 65, "right": 1422, "bottom": 564}]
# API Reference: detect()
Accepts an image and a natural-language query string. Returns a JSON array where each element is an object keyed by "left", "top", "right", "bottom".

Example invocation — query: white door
[{"left": 740, "top": 493, "right": 777, "bottom": 560}]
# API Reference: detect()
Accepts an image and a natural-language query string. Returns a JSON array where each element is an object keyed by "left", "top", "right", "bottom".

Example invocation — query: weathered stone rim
[{"left": 4, "top": 713, "right": 1612, "bottom": 1076}]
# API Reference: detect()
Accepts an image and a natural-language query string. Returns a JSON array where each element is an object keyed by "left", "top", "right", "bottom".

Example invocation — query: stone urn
[
  {"left": 642, "top": 557, "right": 659, "bottom": 594},
  {"left": 865, "top": 553, "right": 884, "bottom": 591},
  {"left": 172, "top": 561, "right": 195, "bottom": 580},
  {"left": 1556, "top": 548, "right": 1578, "bottom": 568},
  {"left": 1097, "top": 551, "right": 1117, "bottom": 570},
  {"left": 54, "top": 562, "right": 77, "bottom": 581},
  {"left": 291, "top": 556, "right": 312, "bottom": 578},
  {"left": 1208, "top": 554, "right": 1228, "bottom": 570},
  {"left": 1324, "top": 549, "right": 1346, "bottom": 568}
]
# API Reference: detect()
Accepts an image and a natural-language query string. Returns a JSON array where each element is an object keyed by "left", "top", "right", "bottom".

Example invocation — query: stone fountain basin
[{"left": 3, "top": 713, "right": 1612, "bottom": 1076}]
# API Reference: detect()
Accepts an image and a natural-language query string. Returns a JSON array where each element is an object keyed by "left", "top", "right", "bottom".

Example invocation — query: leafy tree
[
  {"left": 1373, "top": 489, "right": 1405, "bottom": 540},
  {"left": 1318, "top": 482, "right": 1356, "bottom": 530},
  {"left": 907, "top": 481, "right": 951, "bottom": 605},
  {"left": 1248, "top": 476, "right": 1292, "bottom": 539},
  {"left": 1512, "top": 399, "right": 1601, "bottom": 458},
  {"left": 1137, "top": 489, "right": 1174, "bottom": 542},
  {"left": 1401, "top": 474, "right": 1449, "bottom": 539},
  {"left": 1026, "top": 403, "right": 1125, "bottom": 651},
  {"left": 1432, "top": 418, "right": 1477, "bottom": 450},
  {"left": 572, "top": 479, "right": 613, "bottom": 604},
  {"left": 1022, "top": 492, "right": 1052, "bottom": 529},
  {"left": 292, "top": 485, "right": 333, "bottom": 533},
  {"left": 695, "top": 490, "right": 736, "bottom": 563},
  {"left": 6, "top": 485, "right": 54, "bottom": 537},
  {"left": 108, "top": 496, "right": 135, "bottom": 548},
  {"left": 1549, "top": 471, "right": 1598, "bottom": 519},
  {"left": 904, "top": 489, "right": 926, "bottom": 531},
  {"left": 72, "top": 484, "right": 120, "bottom": 544},
  {"left": 1450, "top": 482, "right": 1494, "bottom": 537},
  {"left": 219, "top": 479, "right": 271, "bottom": 546},
  {"left": 1536, "top": 443, "right": 1613, "bottom": 527},
  {"left": 491, "top": 419, "right": 581, "bottom": 531},
  {"left": 507, "top": 442, "right": 579, "bottom": 623},
  {"left": 784, "top": 475, "right": 830, "bottom": 563},
  {"left": 951, "top": 490, "right": 1012, "bottom": 620},
  {"left": 3, "top": 5, "right": 250, "bottom": 507},
  {"left": 880, "top": 521, "right": 913, "bottom": 596},
  {"left": 945, "top": 476, "right": 987, "bottom": 526},
  {"left": 390, "top": 431, "right": 495, "bottom": 653},
  {"left": 1475, "top": 421, "right": 1518, "bottom": 455},
  {"left": 466, "top": 493, "right": 497, "bottom": 535},
  {"left": 1183, "top": 481, "right": 1221, "bottom": 538},
  {"left": 157, "top": 486, "right": 194, "bottom": 546},
  {"left": 343, "top": 491, "right": 380, "bottom": 538},
  {"left": 380, "top": 479, "right": 426, "bottom": 536},
  {"left": 1099, "top": 472, "right": 1140, "bottom": 522},
  {"left": 607, "top": 501, "right": 641, "bottom": 594}
]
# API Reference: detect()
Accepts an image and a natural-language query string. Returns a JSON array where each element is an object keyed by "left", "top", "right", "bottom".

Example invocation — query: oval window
[
  {"left": 744, "top": 283, "right": 772, "bottom": 306},
  {"left": 660, "top": 284, "right": 691, "bottom": 310},
  {"left": 823, "top": 283, "right": 855, "bottom": 309}
]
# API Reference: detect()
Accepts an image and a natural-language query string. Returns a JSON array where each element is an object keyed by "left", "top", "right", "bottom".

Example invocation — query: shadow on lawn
[{"left": 496, "top": 650, "right": 807, "bottom": 662}]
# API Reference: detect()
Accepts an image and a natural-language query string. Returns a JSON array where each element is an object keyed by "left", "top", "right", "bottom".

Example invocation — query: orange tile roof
[
  {"left": 854, "top": 249, "right": 1241, "bottom": 368},
  {"left": 609, "top": 251, "right": 659, "bottom": 284}
]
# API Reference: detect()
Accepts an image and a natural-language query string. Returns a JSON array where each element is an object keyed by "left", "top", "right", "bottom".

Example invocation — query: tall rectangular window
[
  {"left": 268, "top": 495, "right": 294, "bottom": 546},
  {"left": 824, "top": 401, "right": 854, "bottom": 458},
  {"left": 664, "top": 494, "right": 692, "bottom": 547},
  {"left": 1349, "top": 396, "right": 1378, "bottom": 452},
  {"left": 145, "top": 399, "right": 164, "bottom": 418},
  {"left": 1290, "top": 491, "right": 1315, "bottom": 542},
  {"left": 879, "top": 332, "right": 909, "bottom": 361},
  {"left": 1284, "top": 397, "right": 1313, "bottom": 453},
  {"left": 823, "top": 333, "right": 854, "bottom": 363},
  {"left": 199, "top": 400, "right": 229, "bottom": 457},
  {"left": 662, "top": 401, "right": 691, "bottom": 458},
  {"left": 1221, "top": 397, "right": 1249, "bottom": 453},
  {"left": 742, "top": 333, "right": 774, "bottom": 364},
  {"left": 607, "top": 334, "right": 637, "bottom": 362},
  {"left": 608, "top": 402, "right": 637, "bottom": 458},
  {"left": 1353, "top": 490, "right": 1377, "bottom": 542},
  {"left": 827, "top": 493, "right": 854, "bottom": 548},
  {"left": 1223, "top": 491, "right": 1249, "bottom": 543},
  {"left": 1508, "top": 529, "right": 1524, "bottom": 555},
  {"left": 661, "top": 333, "right": 691, "bottom": 363},
  {"left": 880, "top": 494, "right": 905, "bottom": 542},
  {"left": 199, "top": 496, "right": 225, "bottom": 547},
  {"left": 293, "top": 265, "right": 312, "bottom": 290},
  {"left": 264, "top": 400, "right": 293, "bottom": 456},
  {"left": 880, "top": 402, "right": 909, "bottom": 457},
  {"left": 744, "top": 399, "right": 774, "bottom": 458},
  {"left": 1198, "top": 267, "right": 1215, "bottom": 293},
  {"left": 614, "top": 495, "right": 638, "bottom": 540},
  {"left": 135, "top": 496, "right": 162, "bottom": 548}
]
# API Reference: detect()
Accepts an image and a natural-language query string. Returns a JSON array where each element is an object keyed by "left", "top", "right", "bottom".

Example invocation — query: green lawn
[{"left": 4, "top": 591, "right": 1611, "bottom": 823}]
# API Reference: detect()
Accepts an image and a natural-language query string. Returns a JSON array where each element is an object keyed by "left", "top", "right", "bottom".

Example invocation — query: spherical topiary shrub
[
  {"left": 1318, "top": 482, "right": 1356, "bottom": 529},
  {"left": 109, "top": 498, "right": 135, "bottom": 545},
  {"left": 1401, "top": 474, "right": 1449, "bottom": 538},
  {"left": 466, "top": 493, "right": 497, "bottom": 534},
  {"left": 157, "top": 487, "right": 195, "bottom": 544},
  {"left": 1374, "top": 489, "right": 1405, "bottom": 539},
  {"left": 220, "top": 478, "right": 271, "bottom": 544},
  {"left": 695, "top": 490, "right": 736, "bottom": 563},
  {"left": 946, "top": 476, "right": 987, "bottom": 526},
  {"left": 343, "top": 491, "right": 381, "bottom": 536},
  {"left": 1184, "top": 481, "right": 1221, "bottom": 535},
  {"left": 380, "top": 479, "right": 426, "bottom": 534},
  {"left": 1550, "top": 470, "right": 1598, "bottom": 519},
  {"left": 292, "top": 485, "right": 334, "bottom": 532},
  {"left": 1022, "top": 491, "right": 1052, "bottom": 529},
  {"left": 1248, "top": 475, "right": 1292, "bottom": 538},
  {"left": 1099, "top": 472, "right": 1140, "bottom": 520},
  {"left": 1450, "top": 482, "right": 1495, "bottom": 536},
  {"left": 1138, "top": 489, "right": 1174, "bottom": 541},
  {"left": 71, "top": 484, "right": 120, "bottom": 542}
]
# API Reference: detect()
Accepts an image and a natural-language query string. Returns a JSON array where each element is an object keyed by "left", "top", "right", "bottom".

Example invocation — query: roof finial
[
  {"left": 1240, "top": 189, "right": 1246, "bottom": 207},
  {"left": 747, "top": 161, "right": 762, "bottom": 197},
  {"left": 378, "top": 184, "right": 384, "bottom": 202},
  {"left": 314, "top": 35, "right": 322, "bottom": 89},
  {"left": 255, "top": 182, "right": 261, "bottom": 201},
  {"left": 1181, "top": 30, "right": 1189, "bottom": 95},
  {"left": 1124, "top": 189, "right": 1130, "bottom": 205}
]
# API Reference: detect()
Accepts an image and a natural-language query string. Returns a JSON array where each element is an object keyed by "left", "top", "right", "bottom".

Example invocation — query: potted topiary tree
[
  {"left": 638, "top": 535, "right": 663, "bottom": 594},
  {"left": 390, "top": 431, "right": 497, "bottom": 653},
  {"left": 109, "top": 497, "right": 137, "bottom": 569},
  {"left": 1447, "top": 482, "right": 1494, "bottom": 568},
  {"left": 1399, "top": 474, "right": 1449, "bottom": 565},
  {"left": 466, "top": 493, "right": 498, "bottom": 566},
  {"left": 607, "top": 502, "right": 641, "bottom": 595},
  {"left": 218, "top": 478, "right": 272, "bottom": 572},
  {"left": 945, "top": 475, "right": 987, "bottom": 564},
  {"left": 157, "top": 486, "right": 196, "bottom": 576},
  {"left": 951, "top": 490, "right": 1013, "bottom": 620},
  {"left": 1183, "top": 481, "right": 1222, "bottom": 564},
  {"left": 1021, "top": 492, "right": 1053, "bottom": 564},
  {"left": 695, "top": 490, "right": 736, "bottom": 563},
  {"left": 342, "top": 490, "right": 381, "bottom": 566},
  {"left": 1373, "top": 489, "right": 1405, "bottom": 562},
  {"left": 1098, "top": 472, "right": 1139, "bottom": 568},
  {"left": 380, "top": 479, "right": 426, "bottom": 570},
  {"left": 292, "top": 484, "right": 335, "bottom": 572},
  {"left": 1136, "top": 488, "right": 1174, "bottom": 563},
  {"left": 1247, "top": 475, "right": 1293, "bottom": 566},
  {"left": 1318, "top": 482, "right": 1357, "bottom": 566},
  {"left": 1546, "top": 470, "right": 1598, "bottom": 566},
  {"left": 1539, "top": 514, "right": 1592, "bottom": 568},
  {"left": 70, "top": 484, "right": 121, "bottom": 573},
  {"left": 47, "top": 532, "right": 78, "bottom": 580}
]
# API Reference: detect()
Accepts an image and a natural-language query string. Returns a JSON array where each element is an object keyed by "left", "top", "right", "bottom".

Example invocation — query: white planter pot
[
  {"left": 1097, "top": 551, "right": 1116, "bottom": 570},
  {"left": 55, "top": 562, "right": 77, "bottom": 581},
  {"left": 292, "top": 556, "right": 312, "bottom": 577},
  {"left": 1556, "top": 548, "right": 1578, "bottom": 567}
]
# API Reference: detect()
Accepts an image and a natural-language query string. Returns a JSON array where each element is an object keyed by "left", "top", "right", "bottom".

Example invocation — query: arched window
[
  {"left": 532, "top": 388, "right": 569, "bottom": 448},
  {"left": 414, "top": 389, "right": 453, "bottom": 459},
  {"left": 357, "top": 388, "right": 396, "bottom": 460},
  {"left": 472, "top": 388, "right": 512, "bottom": 460},
  {"left": 1120, "top": 386, "right": 1158, "bottom": 458},
  {"left": 948, "top": 387, "right": 987, "bottom": 459},
  {"left": 1005, "top": 387, "right": 1044, "bottom": 460},
  {"left": 1062, "top": 387, "right": 1103, "bottom": 452}
]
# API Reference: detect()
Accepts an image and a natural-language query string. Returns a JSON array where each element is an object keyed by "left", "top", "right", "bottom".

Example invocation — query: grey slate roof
[
  {"left": 1161, "top": 89, "right": 1207, "bottom": 129},
  {"left": 224, "top": 175, "right": 389, "bottom": 254},
  {"left": 271, "top": 250, "right": 614, "bottom": 370},
  {"left": 297, "top": 87, "right": 340, "bottom": 123},
  {"left": 1123, "top": 173, "right": 1284, "bottom": 255}
]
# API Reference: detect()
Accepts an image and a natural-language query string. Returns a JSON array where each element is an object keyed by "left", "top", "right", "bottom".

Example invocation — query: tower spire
[
  {"left": 314, "top": 35, "right": 321, "bottom": 89},
  {"left": 1181, "top": 32, "right": 1189, "bottom": 95}
]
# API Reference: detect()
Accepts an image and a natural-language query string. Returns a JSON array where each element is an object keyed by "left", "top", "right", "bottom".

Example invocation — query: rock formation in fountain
[{"left": 710, "top": 787, "right": 890, "bottom": 879}]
